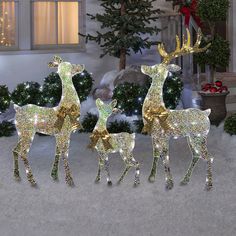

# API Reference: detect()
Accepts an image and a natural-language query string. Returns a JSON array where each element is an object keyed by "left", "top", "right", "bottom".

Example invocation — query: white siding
[{"left": 0, "top": 0, "right": 173, "bottom": 90}]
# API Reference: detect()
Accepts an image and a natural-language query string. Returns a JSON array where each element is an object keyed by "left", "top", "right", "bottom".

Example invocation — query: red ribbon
[{"left": 179, "top": 0, "right": 202, "bottom": 27}]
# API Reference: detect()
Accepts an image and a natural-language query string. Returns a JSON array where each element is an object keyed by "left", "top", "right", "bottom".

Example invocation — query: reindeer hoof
[
  {"left": 66, "top": 176, "right": 75, "bottom": 187},
  {"left": 14, "top": 170, "right": 21, "bottom": 181},
  {"left": 205, "top": 183, "right": 213, "bottom": 191},
  {"left": 180, "top": 179, "right": 189, "bottom": 186},
  {"left": 166, "top": 179, "right": 174, "bottom": 190},
  {"left": 95, "top": 176, "right": 101, "bottom": 183},
  {"left": 107, "top": 180, "right": 112, "bottom": 186},
  {"left": 148, "top": 175, "right": 155, "bottom": 183},
  {"left": 134, "top": 180, "right": 140, "bottom": 187},
  {"left": 30, "top": 180, "right": 37, "bottom": 187},
  {"left": 51, "top": 173, "right": 59, "bottom": 181}
]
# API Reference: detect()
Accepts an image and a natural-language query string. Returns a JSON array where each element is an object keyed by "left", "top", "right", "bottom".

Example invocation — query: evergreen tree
[{"left": 81, "top": 0, "right": 162, "bottom": 70}]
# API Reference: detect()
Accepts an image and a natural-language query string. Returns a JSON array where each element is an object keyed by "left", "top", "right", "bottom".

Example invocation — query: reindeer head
[
  {"left": 141, "top": 29, "right": 210, "bottom": 83},
  {"left": 96, "top": 98, "right": 121, "bottom": 121},
  {"left": 48, "top": 55, "right": 85, "bottom": 79}
]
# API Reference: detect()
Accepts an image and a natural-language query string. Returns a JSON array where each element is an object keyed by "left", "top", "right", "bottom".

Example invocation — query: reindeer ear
[
  {"left": 72, "top": 64, "right": 85, "bottom": 76},
  {"left": 110, "top": 99, "right": 117, "bottom": 108},
  {"left": 96, "top": 98, "right": 104, "bottom": 109},
  {"left": 167, "top": 64, "right": 181, "bottom": 73},
  {"left": 48, "top": 55, "right": 63, "bottom": 68}
]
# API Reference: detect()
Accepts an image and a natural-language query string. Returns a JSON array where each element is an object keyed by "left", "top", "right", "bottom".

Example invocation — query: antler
[
  {"left": 48, "top": 55, "right": 63, "bottom": 68},
  {"left": 158, "top": 28, "right": 211, "bottom": 64}
]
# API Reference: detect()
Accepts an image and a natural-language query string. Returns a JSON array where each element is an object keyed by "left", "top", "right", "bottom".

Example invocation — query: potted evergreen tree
[{"left": 195, "top": 0, "right": 230, "bottom": 125}]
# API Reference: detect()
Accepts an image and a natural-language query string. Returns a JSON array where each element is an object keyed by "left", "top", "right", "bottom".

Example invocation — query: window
[
  {"left": 0, "top": 0, "right": 85, "bottom": 52},
  {"left": 0, "top": 0, "right": 18, "bottom": 50},
  {"left": 32, "top": 0, "right": 80, "bottom": 49}
]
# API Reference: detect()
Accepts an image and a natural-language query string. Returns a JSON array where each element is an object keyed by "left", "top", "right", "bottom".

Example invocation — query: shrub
[
  {"left": 0, "top": 121, "right": 15, "bottom": 137},
  {"left": 42, "top": 71, "right": 93, "bottom": 106},
  {"left": 224, "top": 114, "right": 236, "bottom": 135},
  {"left": 112, "top": 72, "right": 183, "bottom": 116},
  {"left": 197, "top": 0, "right": 230, "bottom": 23},
  {"left": 194, "top": 35, "right": 230, "bottom": 71},
  {"left": 11, "top": 82, "right": 45, "bottom": 106},
  {"left": 80, "top": 112, "right": 98, "bottom": 133},
  {"left": 107, "top": 120, "right": 132, "bottom": 134},
  {"left": 0, "top": 85, "right": 11, "bottom": 112}
]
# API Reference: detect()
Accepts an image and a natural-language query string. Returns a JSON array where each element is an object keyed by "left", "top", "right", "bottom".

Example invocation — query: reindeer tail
[
  {"left": 13, "top": 103, "right": 21, "bottom": 112},
  {"left": 203, "top": 109, "right": 211, "bottom": 117}
]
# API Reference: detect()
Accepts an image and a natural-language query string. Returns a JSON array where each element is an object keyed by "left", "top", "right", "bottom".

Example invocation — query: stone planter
[{"left": 198, "top": 91, "right": 230, "bottom": 126}]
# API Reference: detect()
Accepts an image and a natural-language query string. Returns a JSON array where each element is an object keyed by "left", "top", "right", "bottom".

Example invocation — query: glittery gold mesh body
[
  {"left": 13, "top": 56, "right": 85, "bottom": 186},
  {"left": 141, "top": 29, "right": 213, "bottom": 190},
  {"left": 88, "top": 99, "right": 140, "bottom": 186}
]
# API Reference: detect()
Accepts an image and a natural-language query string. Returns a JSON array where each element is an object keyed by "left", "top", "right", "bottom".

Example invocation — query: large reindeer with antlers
[
  {"left": 141, "top": 29, "right": 214, "bottom": 190},
  {"left": 13, "top": 56, "right": 84, "bottom": 186}
]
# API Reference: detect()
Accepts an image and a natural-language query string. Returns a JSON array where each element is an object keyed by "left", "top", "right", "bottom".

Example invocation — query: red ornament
[
  {"left": 221, "top": 86, "right": 228, "bottom": 92},
  {"left": 215, "top": 81, "right": 223, "bottom": 87},
  {"left": 209, "top": 87, "right": 218, "bottom": 93},
  {"left": 202, "top": 83, "right": 212, "bottom": 91}
]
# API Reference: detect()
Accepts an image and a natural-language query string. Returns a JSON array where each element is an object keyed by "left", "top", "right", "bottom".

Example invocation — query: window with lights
[
  {"left": 32, "top": 0, "right": 82, "bottom": 49},
  {"left": 0, "top": 0, "right": 18, "bottom": 50},
  {"left": 0, "top": 0, "right": 85, "bottom": 52}
]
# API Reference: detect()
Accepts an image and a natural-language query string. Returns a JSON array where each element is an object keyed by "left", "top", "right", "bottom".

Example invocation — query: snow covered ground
[{"left": 0, "top": 124, "right": 235, "bottom": 236}]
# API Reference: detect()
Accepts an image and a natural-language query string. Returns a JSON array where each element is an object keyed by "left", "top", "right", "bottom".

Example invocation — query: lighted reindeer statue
[
  {"left": 141, "top": 29, "right": 214, "bottom": 190},
  {"left": 13, "top": 56, "right": 84, "bottom": 186},
  {"left": 88, "top": 98, "right": 140, "bottom": 186}
]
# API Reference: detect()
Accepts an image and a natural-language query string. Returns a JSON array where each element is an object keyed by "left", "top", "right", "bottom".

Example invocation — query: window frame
[
  {"left": 31, "top": 0, "right": 85, "bottom": 50},
  {"left": 0, "top": 0, "right": 85, "bottom": 54},
  {"left": 0, "top": 0, "right": 19, "bottom": 51}
]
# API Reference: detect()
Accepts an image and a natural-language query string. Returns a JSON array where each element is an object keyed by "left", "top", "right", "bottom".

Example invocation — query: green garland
[
  {"left": 0, "top": 85, "right": 11, "bottom": 112},
  {"left": 42, "top": 71, "right": 93, "bottom": 106}
]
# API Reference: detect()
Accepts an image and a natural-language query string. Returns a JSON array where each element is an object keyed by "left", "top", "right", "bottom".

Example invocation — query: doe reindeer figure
[
  {"left": 141, "top": 29, "right": 214, "bottom": 190},
  {"left": 88, "top": 98, "right": 140, "bottom": 186},
  {"left": 13, "top": 56, "right": 84, "bottom": 186}
]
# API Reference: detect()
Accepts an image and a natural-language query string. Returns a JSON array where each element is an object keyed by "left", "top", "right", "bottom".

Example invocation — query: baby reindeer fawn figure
[
  {"left": 141, "top": 29, "right": 214, "bottom": 190},
  {"left": 13, "top": 56, "right": 84, "bottom": 186},
  {"left": 88, "top": 98, "right": 140, "bottom": 186}
]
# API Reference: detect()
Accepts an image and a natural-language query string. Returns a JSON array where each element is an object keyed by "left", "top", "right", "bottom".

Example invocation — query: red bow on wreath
[{"left": 179, "top": 0, "right": 202, "bottom": 27}]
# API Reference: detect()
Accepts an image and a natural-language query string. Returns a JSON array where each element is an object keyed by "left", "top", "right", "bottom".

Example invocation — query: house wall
[
  {"left": 228, "top": 0, "right": 236, "bottom": 73},
  {"left": 0, "top": 0, "right": 173, "bottom": 91}
]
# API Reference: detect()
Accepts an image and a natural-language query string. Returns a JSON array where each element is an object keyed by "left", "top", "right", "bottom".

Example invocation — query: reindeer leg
[
  {"left": 62, "top": 147, "right": 74, "bottom": 187},
  {"left": 180, "top": 135, "right": 201, "bottom": 186},
  {"left": 95, "top": 156, "right": 103, "bottom": 183},
  {"left": 51, "top": 145, "right": 61, "bottom": 181},
  {"left": 104, "top": 156, "right": 112, "bottom": 186},
  {"left": 18, "top": 132, "right": 36, "bottom": 186},
  {"left": 205, "top": 156, "right": 213, "bottom": 191},
  {"left": 12, "top": 139, "right": 22, "bottom": 180},
  {"left": 161, "top": 141, "right": 174, "bottom": 190},
  {"left": 117, "top": 165, "right": 131, "bottom": 184},
  {"left": 148, "top": 137, "right": 161, "bottom": 183},
  {"left": 200, "top": 136, "right": 213, "bottom": 191},
  {"left": 56, "top": 135, "right": 74, "bottom": 186}
]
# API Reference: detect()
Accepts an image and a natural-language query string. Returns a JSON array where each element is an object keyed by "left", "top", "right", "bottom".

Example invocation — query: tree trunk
[
  {"left": 119, "top": 0, "right": 126, "bottom": 71},
  {"left": 209, "top": 65, "right": 215, "bottom": 84},
  {"left": 119, "top": 48, "right": 126, "bottom": 70}
]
